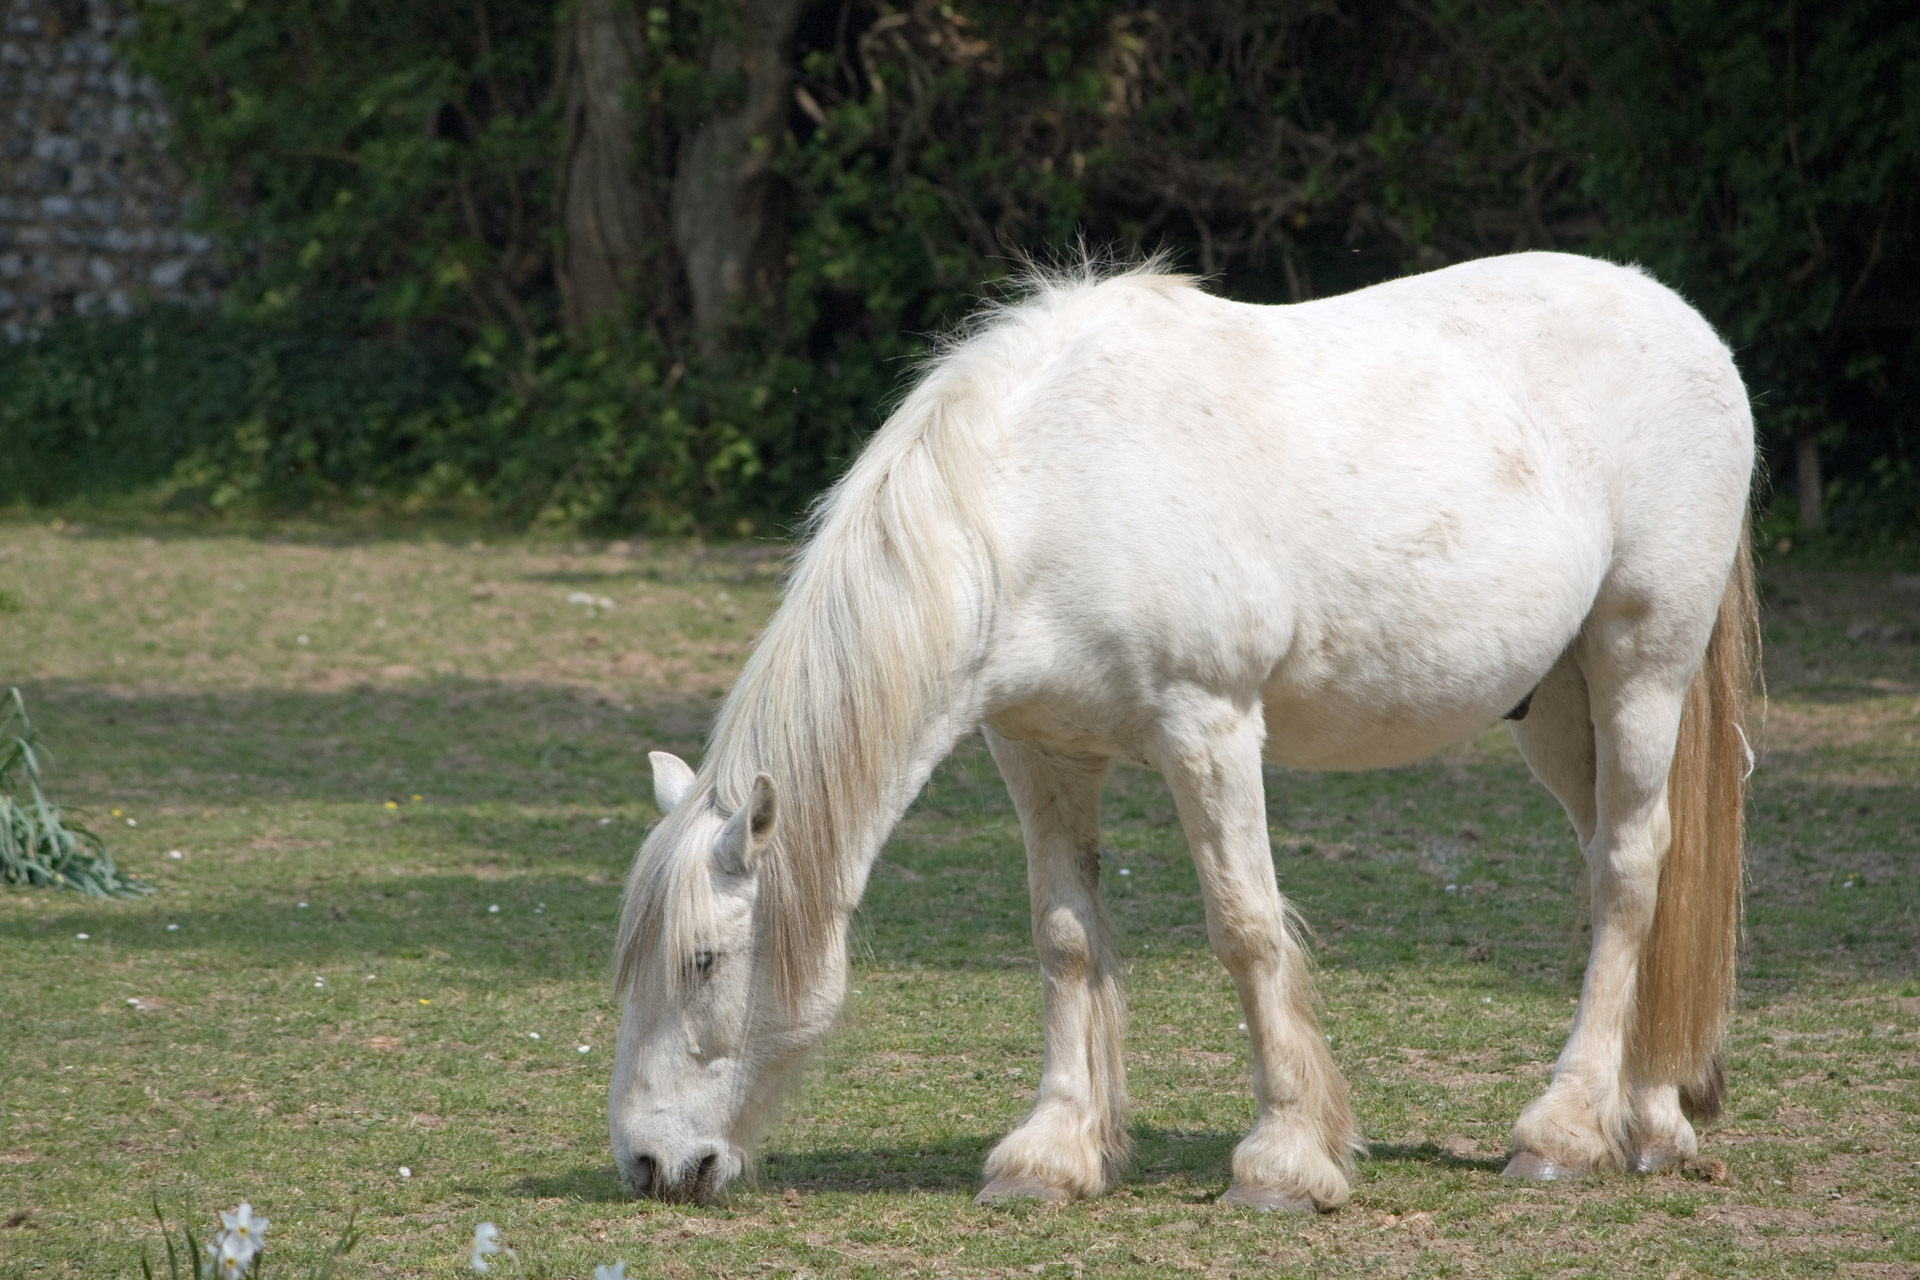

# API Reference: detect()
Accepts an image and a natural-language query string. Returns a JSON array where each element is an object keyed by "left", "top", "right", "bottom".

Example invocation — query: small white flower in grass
[
  {"left": 1118, "top": 867, "right": 1130, "bottom": 876},
  {"left": 528, "top": 1032, "right": 540, "bottom": 1040},
  {"left": 598, "top": 817, "right": 612, "bottom": 826},
  {"left": 314, "top": 977, "right": 325, "bottom": 988},
  {"left": 298, "top": 901, "right": 309, "bottom": 908},
  {"left": 1445, "top": 883, "right": 1458, "bottom": 893},
  {"left": 218, "top": 1203, "right": 269, "bottom": 1264},
  {"left": 469, "top": 1222, "right": 506, "bottom": 1273},
  {"left": 169, "top": 850, "right": 184, "bottom": 860},
  {"left": 398, "top": 1166, "right": 411, "bottom": 1178},
  {"left": 167, "top": 923, "right": 179, "bottom": 931},
  {"left": 578, "top": 1044, "right": 590, "bottom": 1054},
  {"left": 207, "top": 1229, "right": 251, "bottom": 1280},
  {"left": 75, "top": 933, "right": 88, "bottom": 940},
  {"left": 1482, "top": 996, "right": 1492, "bottom": 1005},
  {"left": 595, "top": 1262, "right": 627, "bottom": 1280},
  {"left": 127, "top": 817, "right": 138, "bottom": 827},
  {"left": 297, "top": 635, "right": 309, "bottom": 646},
  {"left": 488, "top": 904, "right": 500, "bottom": 913}
]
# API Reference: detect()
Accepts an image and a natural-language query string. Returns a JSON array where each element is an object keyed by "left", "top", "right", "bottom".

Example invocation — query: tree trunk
[
  {"left": 1796, "top": 433, "right": 1824, "bottom": 533},
  {"left": 669, "top": 0, "right": 804, "bottom": 345},
  {"left": 554, "top": 0, "right": 658, "bottom": 328}
]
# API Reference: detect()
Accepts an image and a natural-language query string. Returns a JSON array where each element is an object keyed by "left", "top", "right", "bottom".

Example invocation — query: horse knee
[
  {"left": 1202, "top": 891, "right": 1289, "bottom": 974},
  {"left": 1207, "top": 925, "right": 1282, "bottom": 976},
  {"left": 1035, "top": 903, "right": 1098, "bottom": 982}
]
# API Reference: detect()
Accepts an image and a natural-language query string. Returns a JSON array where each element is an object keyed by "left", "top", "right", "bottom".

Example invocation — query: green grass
[{"left": 0, "top": 519, "right": 1916, "bottom": 1278}]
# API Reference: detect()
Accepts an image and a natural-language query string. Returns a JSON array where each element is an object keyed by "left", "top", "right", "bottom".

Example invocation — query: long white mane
[{"left": 615, "top": 259, "right": 1201, "bottom": 1006}]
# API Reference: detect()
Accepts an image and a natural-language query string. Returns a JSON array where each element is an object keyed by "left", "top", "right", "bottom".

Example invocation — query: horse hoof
[
  {"left": 975, "top": 1177, "right": 1071, "bottom": 1205},
  {"left": 1218, "top": 1183, "right": 1319, "bottom": 1213},
  {"left": 1501, "top": 1150, "right": 1582, "bottom": 1181},
  {"left": 1631, "top": 1148, "right": 1684, "bottom": 1174}
]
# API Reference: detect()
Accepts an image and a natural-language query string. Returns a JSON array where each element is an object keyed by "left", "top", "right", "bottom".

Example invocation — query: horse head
[{"left": 607, "top": 751, "right": 844, "bottom": 1202}]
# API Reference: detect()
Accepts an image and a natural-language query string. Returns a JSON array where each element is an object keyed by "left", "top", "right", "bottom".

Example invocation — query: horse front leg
[
  {"left": 1157, "top": 701, "right": 1361, "bottom": 1212},
  {"left": 976, "top": 729, "right": 1129, "bottom": 1203}
]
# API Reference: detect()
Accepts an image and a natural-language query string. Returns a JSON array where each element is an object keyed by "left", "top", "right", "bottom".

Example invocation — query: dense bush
[{"left": 2, "top": 0, "right": 1913, "bottom": 540}]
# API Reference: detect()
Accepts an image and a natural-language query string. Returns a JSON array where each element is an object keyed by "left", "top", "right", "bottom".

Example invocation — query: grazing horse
[{"left": 608, "top": 252, "right": 1757, "bottom": 1212}]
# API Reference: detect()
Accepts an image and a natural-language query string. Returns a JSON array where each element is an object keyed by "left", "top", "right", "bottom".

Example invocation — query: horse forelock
[{"left": 614, "top": 804, "right": 722, "bottom": 1002}]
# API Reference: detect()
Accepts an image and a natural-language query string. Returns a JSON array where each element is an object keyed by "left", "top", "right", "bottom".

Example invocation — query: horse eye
[{"left": 694, "top": 949, "right": 715, "bottom": 974}]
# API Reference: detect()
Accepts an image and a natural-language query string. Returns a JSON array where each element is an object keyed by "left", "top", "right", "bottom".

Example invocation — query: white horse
[{"left": 609, "top": 251, "right": 1757, "bottom": 1212}]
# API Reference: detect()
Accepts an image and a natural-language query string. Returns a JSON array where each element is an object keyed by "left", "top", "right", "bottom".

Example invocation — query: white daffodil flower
[
  {"left": 469, "top": 1222, "right": 504, "bottom": 1273},
  {"left": 594, "top": 1262, "right": 627, "bottom": 1280},
  {"left": 217, "top": 1203, "right": 269, "bottom": 1258},
  {"left": 204, "top": 1230, "right": 251, "bottom": 1280}
]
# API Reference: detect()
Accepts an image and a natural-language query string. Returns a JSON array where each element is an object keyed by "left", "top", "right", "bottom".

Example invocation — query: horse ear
[
  {"left": 715, "top": 773, "right": 777, "bottom": 876},
  {"left": 650, "top": 751, "right": 697, "bottom": 814}
]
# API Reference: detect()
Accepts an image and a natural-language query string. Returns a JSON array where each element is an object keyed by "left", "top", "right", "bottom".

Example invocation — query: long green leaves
[{"left": 0, "top": 688, "right": 149, "bottom": 898}]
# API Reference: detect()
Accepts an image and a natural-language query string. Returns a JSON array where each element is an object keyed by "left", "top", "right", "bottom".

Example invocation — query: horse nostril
[
  {"left": 690, "top": 1152, "right": 720, "bottom": 1200},
  {"left": 629, "top": 1155, "right": 657, "bottom": 1197}
]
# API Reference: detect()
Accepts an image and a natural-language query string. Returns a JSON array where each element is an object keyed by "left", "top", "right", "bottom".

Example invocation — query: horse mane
[{"left": 615, "top": 256, "right": 1197, "bottom": 1009}]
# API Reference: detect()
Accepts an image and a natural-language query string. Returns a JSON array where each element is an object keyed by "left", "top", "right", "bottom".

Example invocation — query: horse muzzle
[{"left": 619, "top": 1146, "right": 734, "bottom": 1202}]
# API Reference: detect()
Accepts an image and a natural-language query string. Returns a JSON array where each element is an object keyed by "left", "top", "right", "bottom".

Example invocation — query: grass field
[{"left": 1, "top": 517, "right": 1916, "bottom": 1279}]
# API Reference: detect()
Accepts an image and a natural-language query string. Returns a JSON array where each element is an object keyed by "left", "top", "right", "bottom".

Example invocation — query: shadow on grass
[
  {"left": 1364, "top": 1140, "right": 1507, "bottom": 1174},
  {"left": 505, "top": 1164, "right": 631, "bottom": 1203},
  {"left": 4, "top": 871, "right": 632, "bottom": 980},
  {"left": 24, "top": 678, "right": 718, "bottom": 809},
  {"left": 505, "top": 1129, "right": 1257, "bottom": 1201},
  {"left": 499, "top": 1143, "right": 994, "bottom": 1202},
  {"left": 8, "top": 678, "right": 1917, "bottom": 994}
]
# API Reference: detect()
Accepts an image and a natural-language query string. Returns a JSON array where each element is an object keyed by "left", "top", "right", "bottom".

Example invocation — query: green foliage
[
  {"left": 5, "top": 1, "right": 1912, "bottom": 540},
  {"left": 124, "top": 0, "right": 555, "bottom": 338},
  {"left": 0, "top": 688, "right": 148, "bottom": 898},
  {"left": 0, "top": 305, "right": 482, "bottom": 512}
]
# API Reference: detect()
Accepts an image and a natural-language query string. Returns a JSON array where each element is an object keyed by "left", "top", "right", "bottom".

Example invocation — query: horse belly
[
  {"left": 1259, "top": 682, "right": 1518, "bottom": 771},
  {"left": 1255, "top": 568, "right": 1594, "bottom": 771}
]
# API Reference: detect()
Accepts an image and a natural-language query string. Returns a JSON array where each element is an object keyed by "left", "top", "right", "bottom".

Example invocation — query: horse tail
[{"left": 1629, "top": 516, "right": 1758, "bottom": 1119}]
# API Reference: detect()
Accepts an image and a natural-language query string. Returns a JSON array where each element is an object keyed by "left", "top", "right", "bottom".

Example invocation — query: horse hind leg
[
  {"left": 976, "top": 730, "right": 1129, "bottom": 1203},
  {"left": 1157, "top": 700, "right": 1360, "bottom": 1212},
  {"left": 1505, "top": 632, "right": 1699, "bottom": 1180},
  {"left": 1503, "top": 652, "right": 1613, "bottom": 1178}
]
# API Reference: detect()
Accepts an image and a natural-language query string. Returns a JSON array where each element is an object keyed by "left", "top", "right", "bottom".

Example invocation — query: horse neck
[
  {"left": 710, "top": 634, "right": 985, "bottom": 907},
  {"left": 702, "top": 547, "right": 991, "bottom": 1004}
]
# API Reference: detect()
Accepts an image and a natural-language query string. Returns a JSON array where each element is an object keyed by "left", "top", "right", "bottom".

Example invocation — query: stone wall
[{"left": 0, "top": 0, "right": 215, "bottom": 335}]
